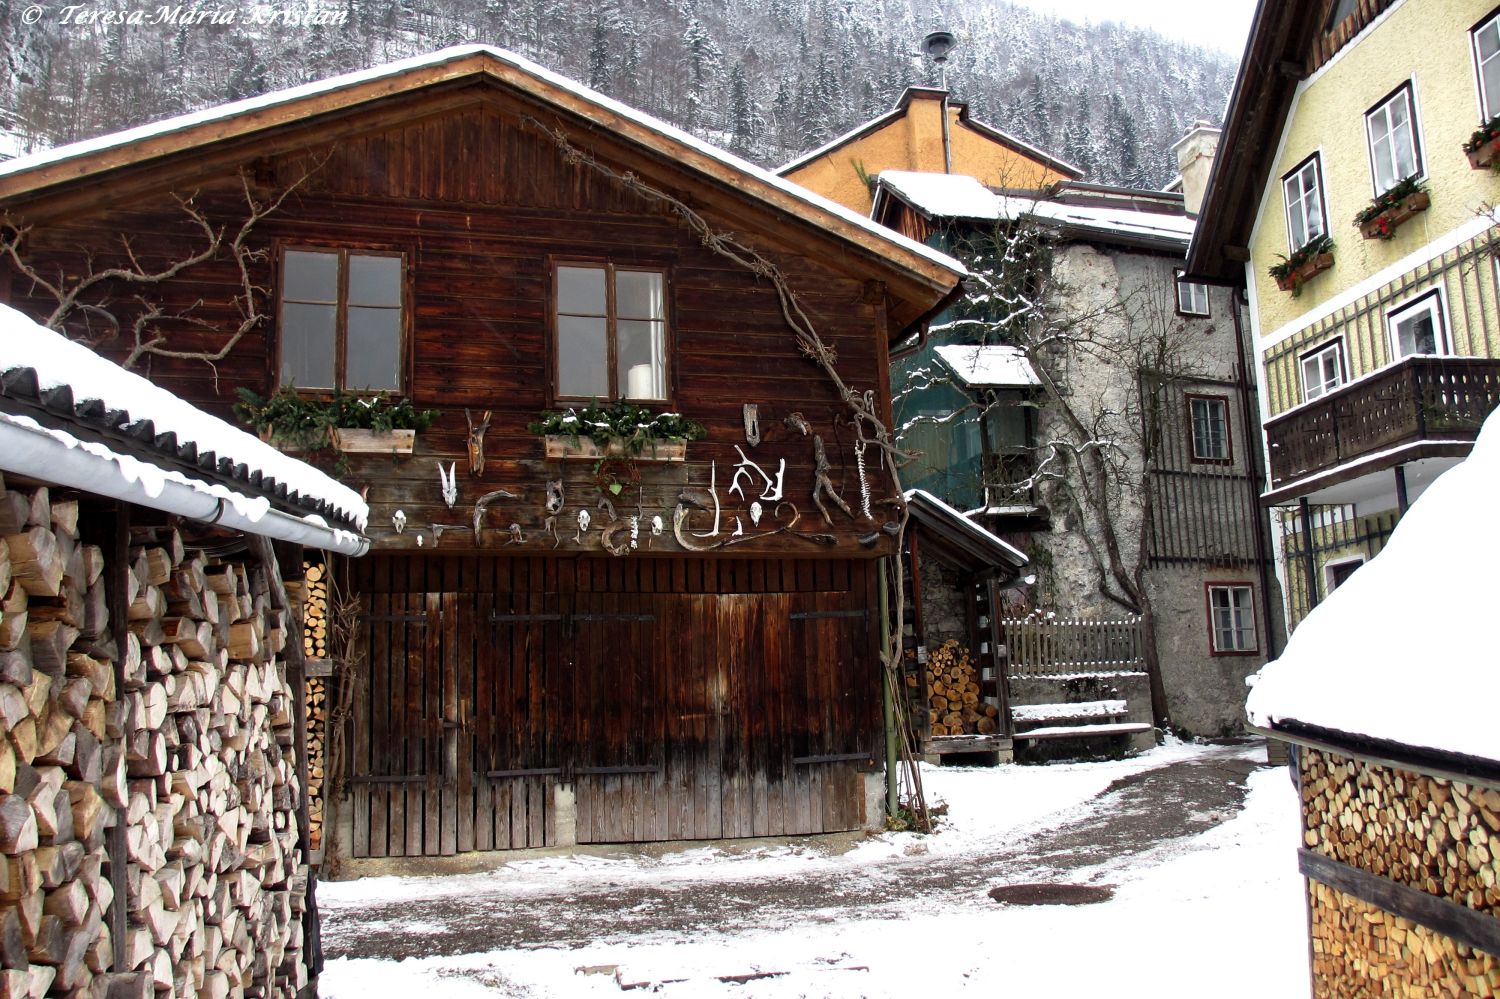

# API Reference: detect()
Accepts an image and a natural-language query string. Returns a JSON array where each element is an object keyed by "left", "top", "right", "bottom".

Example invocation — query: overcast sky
[{"left": 1008, "top": 0, "right": 1258, "bottom": 56}]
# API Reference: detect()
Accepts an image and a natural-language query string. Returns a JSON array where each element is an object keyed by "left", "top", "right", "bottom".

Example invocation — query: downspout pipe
[{"left": 0, "top": 413, "right": 369, "bottom": 557}]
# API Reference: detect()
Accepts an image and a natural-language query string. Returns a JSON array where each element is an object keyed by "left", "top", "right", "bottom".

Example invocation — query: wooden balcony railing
[{"left": 1265, "top": 356, "right": 1500, "bottom": 493}]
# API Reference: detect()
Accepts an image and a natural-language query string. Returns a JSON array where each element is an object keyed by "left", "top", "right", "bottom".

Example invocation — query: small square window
[
  {"left": 1207, "top": 584, "right": 1258, "bottom": 654},
  {"left": 1283, "top": 154, "right": 1327, "bottom": 253},
  {"left": 1324, "top": 556, "right": 1364, "bottom": 593},
  {"left": 1473, "top": 10, "right": 1500, "bottom": 120},
  {"left": 1387, "top": 291, "right": 1446, "bottom": 360},
  {"left": 1365, "top": 83, "right": 1423, "bottom": 196},
  {"left": 279, "top": 248, "right": 404, "bottom": 392},
  {"left": 1187, "top": 393, "right": 1231, "bottom": 464},
  {"left": 1175, "top": 272, "right": 1210, "bottom": 317},
  {"left": 1300, "top": 340, "right": 1345, "bottom": 402},
  {"left": 554, "top": 263, "right": 668, "bottom": 402}
]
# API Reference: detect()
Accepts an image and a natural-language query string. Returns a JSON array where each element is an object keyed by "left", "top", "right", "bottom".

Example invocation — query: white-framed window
[
  {"left": 553, "top": 262, "right": 669, "bottom": 402},
  {"left": 1472, "top": 9, "right": 1500, "bottom": 120},
  {"left": 1175, "top": 271, "right": 1210, "bottom": 317},
  {"left": 1207, "top": 584, "right": 1258, "bottom": 655},
  {"left": 279, "top": 248, "right": 405, "bottom": 392},
  {"left": 1187, "top": 393, "right": 1231, "bottom": 463},
  {"left": 1283, "top": 154, "right": 1327, "bottom": 252},
  {"left": 1323, "top": 555, "right": 1365, "bottom": 593},
  {"left": 1365, "top": 82, "right": 1423, "bottom": 195},
  {"left": 1299, "top": 339, "right": 1346, "bottom": 402},
  {"left": 1387, "top": 290, "right": 1447, "bottom": 359}
]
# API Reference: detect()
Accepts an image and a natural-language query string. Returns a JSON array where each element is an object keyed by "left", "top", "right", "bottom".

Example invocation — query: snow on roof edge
[
  {"left": 0, "top": 305, "right": 368, "bottom": 531},
  {"left": 1244, "top": 408, "right": 1500, "bottom": 763},
  {"left": 0, "top": 45, "right": 964, "bottom": 284},
  {"left": 903, "top": 488, "right": 1028, "bottom": 567}
]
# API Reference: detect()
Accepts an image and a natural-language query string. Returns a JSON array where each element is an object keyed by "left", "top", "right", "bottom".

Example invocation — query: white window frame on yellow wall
[
  {"left": 1472, "top": 9, "right": 1500, "bottom": 119},
  {"left": 1386, "top": 289, "right": 1448, "bottom": 360},
  {"left": 1282, "top": 154, "right": 1327, "bottom": 253},
  {"left": 1364, "top": 82, "right": 1423, "bottom": 196},
  {"left": 1299, "top": 339, "right": 1345, "bottom": 402}
]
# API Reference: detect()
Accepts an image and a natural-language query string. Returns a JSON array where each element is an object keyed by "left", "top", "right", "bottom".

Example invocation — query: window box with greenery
[
  {"left": 1354, "top": 177, "right": 1430, "bottom": 240},
  {"left": 1464, "top": 114, "right": 1500, "bottom": 169},
  {"left": 1269, "top": 234, "right": 1335, "bottom": 295},
  {"left": 235, "top": 388, "right": 437, "bottom": 455},
  {"left": 529, "top": 402, "right": 705, "bottom": 463}
]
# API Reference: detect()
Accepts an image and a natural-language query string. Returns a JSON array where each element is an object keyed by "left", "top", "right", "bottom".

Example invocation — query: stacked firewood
[
  {"left": 923, "top": 639, "right": 1000, "bottom": 736},
  {"left": 300, "top": 566, "right": 327, "bottom": 662},
  {"left": 303, "top": 680, "right": 325, "bottom": 853},
  {"left": 0, "top": 478, "right": 312, "bottom": 998},
  {"left": 1301, "top": 748, "right": 1500, "bottom": 996},
  {"left": 291, "top": 566, "right": 326, "bottom": 854}
]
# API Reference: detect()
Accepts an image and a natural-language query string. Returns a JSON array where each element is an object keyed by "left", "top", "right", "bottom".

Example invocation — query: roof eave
[{"left": 1184, "top": 0, "right": 1324, "bottom": 283}]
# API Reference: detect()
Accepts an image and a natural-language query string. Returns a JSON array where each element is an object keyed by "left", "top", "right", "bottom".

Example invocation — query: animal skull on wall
[{"left": 465, "top": 409, "right": 492, "bottom": 477}]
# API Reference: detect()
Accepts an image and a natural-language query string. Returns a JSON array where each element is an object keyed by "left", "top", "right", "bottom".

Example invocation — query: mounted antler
[{"left": 465, "top": 409, "right": 492, "bottom": 477}]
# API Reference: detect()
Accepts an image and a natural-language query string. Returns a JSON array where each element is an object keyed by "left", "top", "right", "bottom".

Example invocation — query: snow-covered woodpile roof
[
  {"left": 1246, "top": 409, "right": 1500, "bottom": 765},
  {"left": 933, "top": 345, "right": 1041, "bottom": 389},
  {"left": 0, "top": 305, "right": 369, "bottom": 545},
  {"left": 904, "top": 488, "right": 1029, "bottom": 575}
]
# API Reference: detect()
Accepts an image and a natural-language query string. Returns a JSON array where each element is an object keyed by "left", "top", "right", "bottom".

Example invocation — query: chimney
[{"left": 1171, "top": 122, "right": 1221, "bottom": 216}]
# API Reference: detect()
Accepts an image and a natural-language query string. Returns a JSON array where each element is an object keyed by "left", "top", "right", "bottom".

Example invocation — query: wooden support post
[
  {"left": 1394, "top": 464, "right": 1410, "bottom": 516},
  {"left": 878, "top": 559, "right": 897, "bottom": 823},
  {"left": 1298, "top": 496, "right": 1320, "bottom": 613}
]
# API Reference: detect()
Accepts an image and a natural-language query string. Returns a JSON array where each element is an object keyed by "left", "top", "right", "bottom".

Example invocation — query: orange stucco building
[{"left": 778, "top": 87, "right": 1080, "bottom": 216}]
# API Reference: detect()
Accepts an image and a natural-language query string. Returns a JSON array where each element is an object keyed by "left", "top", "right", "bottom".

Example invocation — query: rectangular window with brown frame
[
  {"left": 279, "top": 247, "right": 405, "bottom": 393},
  {"left": 553, "top": 262, "right": 668, "bottom": 403},
  {"left": 1206, "top": 583, "right": 1258, "bottom": 655},
  {"left": 1186, "top": 392, "right": 1232, "bottom": 464}
]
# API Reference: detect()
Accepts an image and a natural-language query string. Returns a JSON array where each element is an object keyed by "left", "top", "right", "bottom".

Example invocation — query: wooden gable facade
[{"left": 0, "top": 48, "right": 963, "bottom": 864}]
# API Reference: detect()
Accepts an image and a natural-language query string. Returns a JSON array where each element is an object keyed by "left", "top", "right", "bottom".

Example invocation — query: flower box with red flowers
[
  {"left": 1464, "top": 115, "right": 1500, "bottom": 169},
  {"left": 1269, "top": 235, "right": 1335, "bottom": 296},
  {"left": 1354, "top": 179, "right": 1430, "bottom": 241}
]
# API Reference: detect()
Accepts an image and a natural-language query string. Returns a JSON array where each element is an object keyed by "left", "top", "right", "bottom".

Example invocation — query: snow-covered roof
[
  {"left": 1245, "top": 408, "right": 1500, "bottom": 763},
  {"left": 0, "top": 304, "right": 368, "bottom": 532},
  {"left": 904, "top": 488, "right": 1029, "bottom": 569},
  {"left": 878, "top": 171, "right": 1002, "bottom": 222},
  {"left": 933, "top": 345, "right": 1041, "bottom": 389},
  {"left": 874, "top": 171, "right": 1196, "bottom": 249},
  {"left": 0, "top": 46, "right": 963, "bottom": 287}
]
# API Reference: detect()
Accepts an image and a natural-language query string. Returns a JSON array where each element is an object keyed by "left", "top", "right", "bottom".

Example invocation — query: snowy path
[{"left": 318, "top": 741, "right": 1311, "bottom": 998}]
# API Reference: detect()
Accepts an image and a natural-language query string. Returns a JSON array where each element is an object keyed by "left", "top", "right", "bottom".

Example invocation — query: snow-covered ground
[{"left": 319, "top": 741, "right": 1310, "bottom": 998}]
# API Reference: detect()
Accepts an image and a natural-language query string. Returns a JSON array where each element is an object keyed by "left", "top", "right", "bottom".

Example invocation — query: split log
[{"left": 4, "top": 530, "right": 63, "bottom": 598}]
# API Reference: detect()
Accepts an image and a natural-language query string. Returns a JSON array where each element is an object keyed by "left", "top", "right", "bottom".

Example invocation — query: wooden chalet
[{"left": 0, "top": 46, "right": 966, "bottom": 865}]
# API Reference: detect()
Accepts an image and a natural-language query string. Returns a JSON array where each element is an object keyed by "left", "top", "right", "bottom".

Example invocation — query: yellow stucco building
[
  {"left": 778, "top": 87, "right": 1079, "bottom": 216},
  {"left": 1190, "top": 0, "right": 1500, "bottom": 634}
]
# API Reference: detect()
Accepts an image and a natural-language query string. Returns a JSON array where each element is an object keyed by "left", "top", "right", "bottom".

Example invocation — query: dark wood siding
[
  {"left": 347, "top": 555, "right": 879, "bottom": 854},
  {"left": 3, "top": 101, "right": 895, "bottom": 559}
]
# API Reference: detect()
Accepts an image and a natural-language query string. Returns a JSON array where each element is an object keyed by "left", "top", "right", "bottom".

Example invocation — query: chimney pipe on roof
[{"left": 923, "top": 30, "right": 957, "bottom": 174}]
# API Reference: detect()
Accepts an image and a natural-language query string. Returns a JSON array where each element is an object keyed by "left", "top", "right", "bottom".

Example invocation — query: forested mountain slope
[{"left": 0, "top": 0, "right": 1235, "bottom": 187}]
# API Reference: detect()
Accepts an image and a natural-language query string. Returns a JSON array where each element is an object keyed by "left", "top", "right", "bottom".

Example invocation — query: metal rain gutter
[{"left": 0, "top": 412, "right": 369, "bottom": 557}]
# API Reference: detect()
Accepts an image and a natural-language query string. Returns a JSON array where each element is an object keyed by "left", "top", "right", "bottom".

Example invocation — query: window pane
[
  {"left": 280, "top": 302, "right": 337, "bottom": 388},
  {"left": 616, "top": 271, "right": 665, "bottom": 321},
  {"left": 558, "top": 315, "right": 608, "bottom": 397},
  {"left": 348, "top": 255, "right": 402, "bottom": 308},
  {"left": 345, "top": 307, "right": 402, "bottom": 391},
  {"left": 618, "top": 319, "right": 665, "bottom": 400},
  {"left": 558, "top": 266, "right": 607, "bottom": 315},
  {"left": 1480, "top": 20, "right": 1500, "bottom": 117},
  {"left": 283, "top": 250, "right": 338, "bottom": 303},
  {"left": 1397, "top": 312, "right": 1437, "bottom": 355}
]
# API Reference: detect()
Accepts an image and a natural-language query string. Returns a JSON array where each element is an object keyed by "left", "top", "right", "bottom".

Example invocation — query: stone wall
[
  {"left": 0, "top": 479, "right": 313, "bottom": 999},
  {"left": 1300, "top": 747, "right": 1500, "bottom": 997}
]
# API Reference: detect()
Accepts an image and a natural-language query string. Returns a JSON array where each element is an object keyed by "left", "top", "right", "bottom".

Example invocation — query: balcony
[{"left": 1264, "top": 356, "right": 1500, "bottom": 504}]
